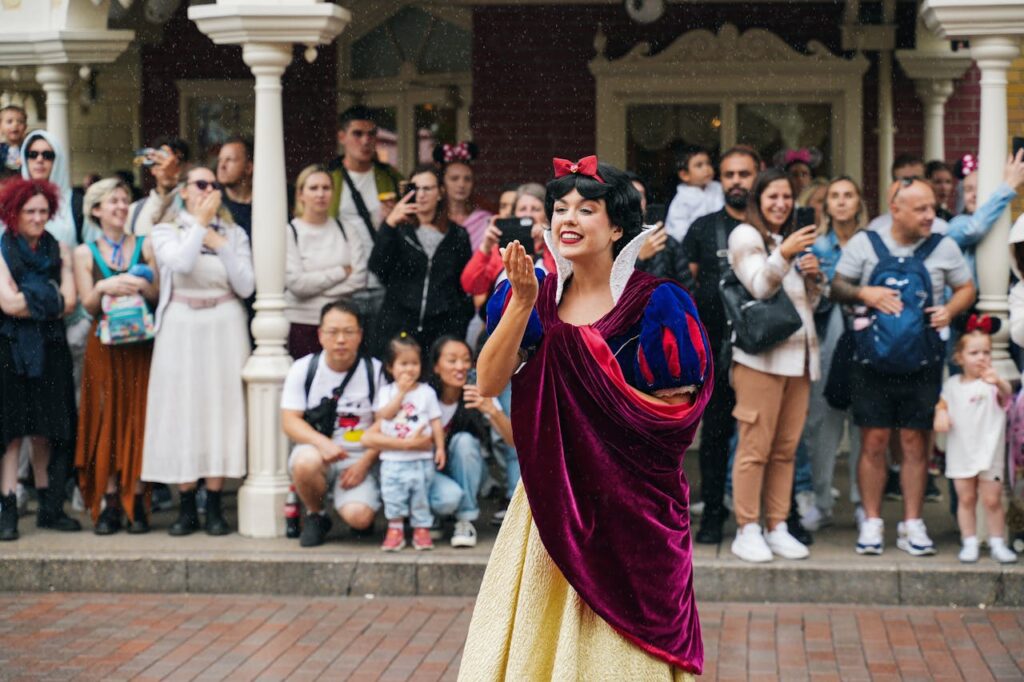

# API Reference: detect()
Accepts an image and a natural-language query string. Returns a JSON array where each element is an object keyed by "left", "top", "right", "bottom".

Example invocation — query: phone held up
[{"left": 496, "top": 217, "right": 535, "bottom": 255}]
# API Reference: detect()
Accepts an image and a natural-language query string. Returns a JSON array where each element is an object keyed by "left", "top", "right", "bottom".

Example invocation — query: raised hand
[{"left": 501, "top": 241, "right": 538, "bottom": 308}]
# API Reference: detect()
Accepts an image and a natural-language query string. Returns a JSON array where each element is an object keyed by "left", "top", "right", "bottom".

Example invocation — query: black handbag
[
  {"left": 824, "top": 322, "right": 856, "bottom": 411},
  {"left": 716, "top": 223, "right": 804, "bottom": 355}
]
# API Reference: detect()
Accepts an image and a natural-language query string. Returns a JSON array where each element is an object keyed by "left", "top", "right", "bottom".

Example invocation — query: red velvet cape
[{"left": 510, "top": 269, "right": 713, "bottom": 673}]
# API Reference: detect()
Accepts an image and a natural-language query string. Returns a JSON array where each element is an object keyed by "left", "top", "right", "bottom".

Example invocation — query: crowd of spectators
[{"left": 1, "top": 100, "right": 1022, "bottom": 564}]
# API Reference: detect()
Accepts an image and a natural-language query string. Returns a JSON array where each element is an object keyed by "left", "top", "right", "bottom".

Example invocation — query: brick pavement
[{"left": 1, "top": 594, "right": 1022, "bottom": 681}]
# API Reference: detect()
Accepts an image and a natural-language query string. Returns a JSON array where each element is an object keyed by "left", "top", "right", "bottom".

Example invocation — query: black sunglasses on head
[
  {"left": 188, "top": 179, "right": 224, "bottom": 191},
  {"left": 892, "top": 175, "right": 922, "bottom": 202},
  {"left": 27, "top": 150, "right": 56, "bottom": 161}
]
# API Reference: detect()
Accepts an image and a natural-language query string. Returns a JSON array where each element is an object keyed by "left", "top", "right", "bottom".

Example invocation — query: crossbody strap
[
  {"left": 340, "top": 168, "right": 378, "bottom": 245},
  {"left": 303, "top": 350, "right": 321, "bottom": 399},
  {"left": 304, "top": 351, "right": 368, "bottom": 405}
]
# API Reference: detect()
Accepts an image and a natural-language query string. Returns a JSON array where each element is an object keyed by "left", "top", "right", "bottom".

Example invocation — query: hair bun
[{"left": 433, "top": 141, "right": 479, "bottom": 166}]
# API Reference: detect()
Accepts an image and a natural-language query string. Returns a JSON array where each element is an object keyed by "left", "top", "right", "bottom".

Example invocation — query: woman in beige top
[
  {"left": 285, "top": 165, "right": 366, "bottom": 358},
  {"left": 727, "top": 168, "right": 823, "bottom": 564}
]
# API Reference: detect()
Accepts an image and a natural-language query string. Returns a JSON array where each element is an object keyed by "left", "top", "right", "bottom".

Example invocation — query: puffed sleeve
[
  {"left": 484, "top": 268, "right": 546, "bottom": 351},
  {"left": 633, "top": 283, "right": 713, "bottom": 398}
]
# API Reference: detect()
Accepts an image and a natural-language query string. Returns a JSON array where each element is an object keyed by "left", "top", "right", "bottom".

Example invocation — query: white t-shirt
[
  {"left": 374, "top": 382, "right": 442, "bottom": 462},
  {"left": 339, "top": 169, "right": 381, "bottom": 290},
  {"left": 281, "top": 353, "right": 384, "bottom": 468},
  {"left": 439, "top": 398, "right": 503, "bottom": 429},
  {"left": 941, "top": 375, "right": 1007, "bottom": 479}
]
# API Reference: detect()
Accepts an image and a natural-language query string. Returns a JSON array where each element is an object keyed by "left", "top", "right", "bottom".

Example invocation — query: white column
[
  {"left": 971, "top": 35, "right": 1021, "bottom": 377},
  {"left": 238, "top": 43, "right": 294, "bottom": 538},
  {"left": 877, "top": 49, "right": 895, "bottom": 212},
  {"left": 915, "top": 79, "right": 954, "bottom": 161},
  {"left": 34, "top": 64, "right": 72, "bottom": 154}
]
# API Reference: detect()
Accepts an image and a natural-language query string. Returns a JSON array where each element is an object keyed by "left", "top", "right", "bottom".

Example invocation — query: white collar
[{"left": 543, "top": 225, "right": 654, "bottom": 305}]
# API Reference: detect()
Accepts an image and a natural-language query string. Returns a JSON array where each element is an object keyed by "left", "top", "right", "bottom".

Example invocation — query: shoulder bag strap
[
  {"left": 288, "top": 219, "right": 299, "bottom": 245},
  {"left": 865, "top": 230, "right": 891, "bottom": 260},
  {"left": 340, "top": 168, "right": 378, "bottom": 245},
  {"left": 363, "top": 355, "right": 376, "bottom": 405},
  {"left": 913, "top": 233, "right": 944, "bottom": 261},
  {"left": 333, "top": 217, "right": 348, "bottom": 242},
  {"left": 715, "top": 216, "right": 731, "bottom": 274},
  {"left": 330, "top": 353, "right": 364, "bottom": 400},
  {"left": 129, "top": 200, "right": 146, "bottom": 235},
  {"left": 88, "top": 241, "right": 115, "bottom": 279},
  {"left": 304, "top": 351, "right": 321, "bottom": 400}
]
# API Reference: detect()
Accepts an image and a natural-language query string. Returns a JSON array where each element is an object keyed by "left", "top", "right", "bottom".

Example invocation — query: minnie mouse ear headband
[
  {"left": 954, "top": 153, "right": 978, "bottom": 180},
  {"left": 552, "top": 155, "right": 605, "bottom": 183},
  {"left": 773, "top": 148, "right": 823, "bottom": 171},
  {"left": 965, "top": 314, "right": 1001, "bottom": 335},
  {"left": 433, "top": 141, "right": 478, "bottom": 165}
]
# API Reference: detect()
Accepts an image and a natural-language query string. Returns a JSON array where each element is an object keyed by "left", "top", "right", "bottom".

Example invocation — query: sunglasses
[
  {"left": 891, "top": 176, "right": 921, "bottom": 202},
  {"left": 27, "top": 150, "right": 56, "bottom": 161},
  {"left": 188, "top": 180, "right": 224, "bottom": 191}
]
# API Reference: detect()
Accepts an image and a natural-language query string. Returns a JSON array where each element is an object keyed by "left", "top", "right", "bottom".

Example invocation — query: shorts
[
  {"left": 287, "top": 445, "right": 382, "bottom": 512},
  {"left": 851, "top": 363, "right": 942, "bottom": 431}
]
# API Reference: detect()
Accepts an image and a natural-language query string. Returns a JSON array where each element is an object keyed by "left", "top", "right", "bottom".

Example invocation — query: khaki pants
[{"left": 731, "top": 363, "right": 811, "bottom": 528}]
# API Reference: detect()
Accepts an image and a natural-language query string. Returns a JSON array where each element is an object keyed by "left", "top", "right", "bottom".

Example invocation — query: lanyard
[{"left": 101, "top": 233, "right": 127, "bottom": 270}]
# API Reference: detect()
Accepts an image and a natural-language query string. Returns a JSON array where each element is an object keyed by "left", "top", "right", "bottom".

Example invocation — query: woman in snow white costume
[{"left": 458, "top": 157, "right": 714, "bottom": 680}]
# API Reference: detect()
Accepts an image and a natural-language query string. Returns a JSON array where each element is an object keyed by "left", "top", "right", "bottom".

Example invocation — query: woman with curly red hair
[{"left": 0, "top": 178, "right": 80, "bottom": 541}]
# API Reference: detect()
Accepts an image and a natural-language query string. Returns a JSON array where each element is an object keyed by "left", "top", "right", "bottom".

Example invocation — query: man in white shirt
[{"left": 327, "top": 107, "right": 403, "bottom": 346}]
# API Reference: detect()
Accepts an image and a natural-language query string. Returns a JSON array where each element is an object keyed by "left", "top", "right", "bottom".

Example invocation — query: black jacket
[
  {"left": 368, "top": 221, "right": 473, "bottom": 343},
  {"left": 636, "top": 234, "right": 694, "bottom": 292}
]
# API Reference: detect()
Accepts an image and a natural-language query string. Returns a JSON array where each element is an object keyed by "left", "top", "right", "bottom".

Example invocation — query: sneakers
[
  {"left": 689, "top": 501, "right": 705, "bottom": 516},
  {"left": 299, "top": 512, "right": 332, "bottom": 548},
  {"left": 765, "top": 522, "right": 810, "bottom": 560},
  {"left": 897, "top": 519, "right": 936, "bottom": 556},
  {"left": 856, "top": 517, "right": 884, "bottom": 555},
  {"left": 381, "top": 526, "right": 406, "bottom": 552},
  {"left": 925, "top": 474, "right": 943, "bottom": 502},
  {"left": 799, "top": 504, "right": 824, "bottom": 532},
  {"left": 451, "top": 520, "right": 477, "bottom": 548},
  {"left": 959, "top": 536, "right": 979, "bottom": 563},
  {"left": 428, "top": 517, "right": 445, "bottom": 540},
  {"left": 412, "top": 527, "right": 433, "bottom": 551},
  {"left": 731, "top": 523, "right": 773, "bottom": 563},
  {"left": 884, "top": 469, "right": 902, "bottom": 500},
  {"left": 990, "top": 538, "right": 1018, "bottom": 564},
  {"left": 854, "top": 505, "right": 866, "bottom": 530}
]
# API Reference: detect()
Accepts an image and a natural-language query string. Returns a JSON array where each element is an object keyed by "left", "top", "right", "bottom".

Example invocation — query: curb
[{"left": 2, "top": 554, "right": 1020, "bottom": 606}]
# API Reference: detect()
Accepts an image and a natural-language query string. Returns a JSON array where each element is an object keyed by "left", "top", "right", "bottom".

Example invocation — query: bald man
[{"left": 830, "top": 179, "right": 975, "bottom": 558}]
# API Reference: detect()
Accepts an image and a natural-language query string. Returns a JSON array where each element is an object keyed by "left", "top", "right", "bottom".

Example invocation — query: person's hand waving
[{"left": 501, "top": 241, "right": 538, "bottom": 308}]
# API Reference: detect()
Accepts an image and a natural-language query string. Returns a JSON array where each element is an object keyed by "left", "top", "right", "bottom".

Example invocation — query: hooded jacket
[{"left": 19, "top": 130, "right": 94, "bottom": 246}]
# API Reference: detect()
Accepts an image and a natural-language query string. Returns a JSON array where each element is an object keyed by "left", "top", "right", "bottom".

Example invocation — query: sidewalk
[
  {"left": 1, "top": 593, "right": 1022, "bottom": 681},
  {"left": 2, "top": 452, "right": 1021, "bottom": 605}
]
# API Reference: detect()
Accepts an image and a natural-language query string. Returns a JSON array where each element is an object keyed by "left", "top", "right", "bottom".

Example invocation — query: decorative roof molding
[
  {"left": 0, "top": 30, "right": 135, "bottom": 66},
  {"left": 589, "top": 24, "right": 868, "bottom": 78},
  {"left": 922, "top": 0, "right": 1024, "bottom": 38}
]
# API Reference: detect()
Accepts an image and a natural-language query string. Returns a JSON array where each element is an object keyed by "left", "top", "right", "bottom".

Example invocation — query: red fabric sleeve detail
[
  {"left": 685, "top": 313, "right": 708, "bottom": 378},
  {"left": 460, "top": 247, "right": 503, "bottom": 295},
  {"left": 638, "top": 345, "right": 655, "bottom": 385},
  {"left": 662, "top": 327, "right": 681, "bottom": 380},
  {"left": 542, "top": 249, "right": 557, "bottom": 275}
]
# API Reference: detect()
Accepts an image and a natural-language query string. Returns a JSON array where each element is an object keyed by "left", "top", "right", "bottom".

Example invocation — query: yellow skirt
[{"left": 458, "top": 484, "right": 697, "bottom": 681}]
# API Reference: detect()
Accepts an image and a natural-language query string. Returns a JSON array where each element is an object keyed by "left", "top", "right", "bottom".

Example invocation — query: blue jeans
[
  {"left": 498, "top": 383, "right": 520, "bottom": 498},
  {"left": 380, "top": 459, "right": 434, "bottom": 528},
  {"left": 442, "top": 432, "right": 485, "bottom": 521}
]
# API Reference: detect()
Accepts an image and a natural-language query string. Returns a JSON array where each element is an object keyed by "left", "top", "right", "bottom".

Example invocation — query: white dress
[{"left": 142, "top": 217, "right": 253, "bottom": 483}]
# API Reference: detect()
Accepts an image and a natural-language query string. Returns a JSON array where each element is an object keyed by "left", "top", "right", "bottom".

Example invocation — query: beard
[{"left": 724, "top": 188, "right": 749, "bottom": 210}]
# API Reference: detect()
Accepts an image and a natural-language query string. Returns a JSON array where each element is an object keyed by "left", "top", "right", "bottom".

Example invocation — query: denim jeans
[
  {"left": 380, "top": 459, "right": 434, "bottom": 527},
  {"left": 497, "top": 383, "right": 520, "bottom": 498},
  {"left": 444, "top": 432, "right": 485, "bottom": 521}
]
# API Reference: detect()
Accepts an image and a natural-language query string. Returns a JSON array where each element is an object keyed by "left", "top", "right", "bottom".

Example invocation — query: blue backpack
[{"left": 854, "top": 231, "right": 944, "bottom": 374}]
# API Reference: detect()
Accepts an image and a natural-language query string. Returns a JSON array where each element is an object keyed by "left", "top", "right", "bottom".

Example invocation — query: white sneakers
[
  {"left": 731, "top": 522, "right": 809, "bottom": 563},
  {"left": 856, "top": 517, "right": 884, "bottom": 555},
  {"left": 897, "top": 519, "right": 936, "bottom": 556},
  {"left": 960, "top": 535, "right": 1018, "bottom": 563},
  {"left": 959, "top": 536, "right": 979, "bottom": 563},
  {"left": 450, "top": 519, "right": 477, "bottom": 548}
]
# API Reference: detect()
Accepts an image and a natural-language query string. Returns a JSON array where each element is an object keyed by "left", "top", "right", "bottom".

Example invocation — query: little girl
[
  {"left": 934, "top": 316, "right": 1017, "bottom": 564},
  {"left": 366, "top": 334, "right": 446, "bottom": 552}
]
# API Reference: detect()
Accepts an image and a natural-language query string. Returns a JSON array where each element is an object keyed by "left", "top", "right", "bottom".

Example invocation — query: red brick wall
[
  {"left": 140, "top": 3, "right": 338, "bottom": 184},
  {"left": 470, "top": 3, "right": 846, "bottom": 202}
]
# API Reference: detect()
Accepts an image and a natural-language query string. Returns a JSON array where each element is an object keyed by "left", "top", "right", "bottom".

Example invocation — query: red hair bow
[
  {"left": 966, "top": 314, "right": 993, "bottom": 334},
  {"left": 552, "top": 155, "right": 605, "bottom": 183},
  {"left": 785, "top": 149, "right": 812, "bottom": 166}
]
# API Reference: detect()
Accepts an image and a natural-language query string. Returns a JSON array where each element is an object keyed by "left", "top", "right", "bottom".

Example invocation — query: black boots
[
  {"left": 36, "top": 487, "right": 82, "bottom": 532},
  {"left": 1, "top": 492, "right": 18, "bottom": 541},
  {"left": 786, "top": 497, "right": 814, "bottom": 546},
  {"left": 169, "top": 490, "right": 200, "bottom": 536},
  {"left": 204, "top": 490, "right": 230, "bottom": 536},
  {"left": 94, "top": 494, "right": 122, "bottom": 535},
  {"left": 127, "top": 493, "right": 149, "bottom": 534}
]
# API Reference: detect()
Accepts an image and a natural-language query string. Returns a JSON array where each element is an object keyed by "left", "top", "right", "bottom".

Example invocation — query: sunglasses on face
[
  {"left": 188, "top": 180, "right": 223, "bottom": 191},
  {"left": 27, "top": 150, "right": 56, "bottom": 161}
]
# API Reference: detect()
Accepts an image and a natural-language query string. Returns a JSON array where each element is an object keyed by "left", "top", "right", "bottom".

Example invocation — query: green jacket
[{"left": 327, "top": 156, "right": 403, "bottom": 220}]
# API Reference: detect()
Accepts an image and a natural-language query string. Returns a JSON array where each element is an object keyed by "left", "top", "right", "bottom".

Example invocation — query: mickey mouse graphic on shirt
[{"left": 388, "top": 400, "right": 421, "bottom": 439}]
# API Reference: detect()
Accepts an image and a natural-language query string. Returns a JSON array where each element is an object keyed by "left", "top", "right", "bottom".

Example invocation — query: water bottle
[{"left": 284, "top": 485, "right": 301, "bottom": 538}]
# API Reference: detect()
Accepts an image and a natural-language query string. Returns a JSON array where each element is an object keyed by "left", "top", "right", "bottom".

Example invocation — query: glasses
[
  {"left": 26, "top": 150, "right": 56, "bottom": 161},
  {"left": 188, "top": 180, "right": 224, "bottom": 192},
  {"left": 891, "top": 176, "right": 920, "bottom": 203}
]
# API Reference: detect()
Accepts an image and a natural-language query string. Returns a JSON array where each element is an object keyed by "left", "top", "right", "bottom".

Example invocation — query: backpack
[
  {"left": 88, "top": 239, "right": 156, "bottom": 346},
  {"left": 854, "top": 231, "right": 944, "bottom": 374},
  {"left": 1007, "top": 388, "right": 1024, "bottom": 497}
]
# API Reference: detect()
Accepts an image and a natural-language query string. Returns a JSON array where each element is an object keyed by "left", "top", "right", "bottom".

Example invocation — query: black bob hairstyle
[{"left": 544, "top": 162, "right": 643, "bottom": 259}]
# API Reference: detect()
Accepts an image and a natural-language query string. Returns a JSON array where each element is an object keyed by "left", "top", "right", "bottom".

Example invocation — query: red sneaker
[
  {"left": 412, "top": 527, "right": 434, "bottom": 551},
  {"left": 380, "top": 526, "right": 405, "bottom": 552}
]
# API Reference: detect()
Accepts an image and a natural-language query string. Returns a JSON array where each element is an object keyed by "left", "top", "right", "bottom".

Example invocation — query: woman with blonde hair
[
  {"left": 285, "top": 164, "right": 366, "bottom": 358},
  {"left": 73, "top": 177, "right": 159, "bottom": 534},
  {"left": 142, "top": 166, "right": 254, "bottom": 536},
  {"left": 802, "top": 176, "right": 868, "bottom": 529}
]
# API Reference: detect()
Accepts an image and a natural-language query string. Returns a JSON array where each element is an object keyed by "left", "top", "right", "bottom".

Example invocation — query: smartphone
[
  {"left": 795, "top": 206, "right": 816, "bottom": 228},
  {"left": 496, "top": 217, "right": 535, "bottom": 255},
  {"left": 467, "top": 368, "right": 477, "bottom": 385},
  {"left": 644, "top": 203, "right": 666, "bottom": 225},
  {"left": 1014, "top": 136, "right": 1024, "bottom": 159}
]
